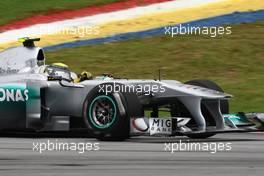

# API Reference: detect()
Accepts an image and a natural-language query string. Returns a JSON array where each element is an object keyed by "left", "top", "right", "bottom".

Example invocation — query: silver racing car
[{"left": 0, "top": 38, "right": 263, "bottom": 140}]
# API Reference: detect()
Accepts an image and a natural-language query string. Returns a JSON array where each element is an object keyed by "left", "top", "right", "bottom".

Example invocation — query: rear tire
[{"left": 184, "top": 79, "right": 229, "bottom": 139}]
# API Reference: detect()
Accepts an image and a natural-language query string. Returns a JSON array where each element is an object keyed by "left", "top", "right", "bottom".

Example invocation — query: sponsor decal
[
  {"left": 0, "top": 88, "right": 29, "bottom": 102},
  {"left": 149, "top": 118, "right": 171, "bottom": 135},
  {"left": 130, "top": 117, "right": 190, "bottom": 135}
]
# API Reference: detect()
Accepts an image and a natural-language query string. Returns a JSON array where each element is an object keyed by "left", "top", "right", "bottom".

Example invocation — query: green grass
[
  {"left": 46, "top": 21, "right": 264, "bottom": 113},
  {"left": 0, "top": 0, "right": 123, "bottom": 26}
]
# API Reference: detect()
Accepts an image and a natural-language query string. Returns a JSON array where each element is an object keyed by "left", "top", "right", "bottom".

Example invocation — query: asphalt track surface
[{"left": 0, "top": 133, "right": 263, "bottom": 176}]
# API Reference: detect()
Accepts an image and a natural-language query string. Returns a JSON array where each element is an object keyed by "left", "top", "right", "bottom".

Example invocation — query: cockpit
[
  {"left": 44, "top": 64, "right": 72, "bottom": 82},
  {"left": 0, "top": 38, "right": 113, "bottom": 83}
]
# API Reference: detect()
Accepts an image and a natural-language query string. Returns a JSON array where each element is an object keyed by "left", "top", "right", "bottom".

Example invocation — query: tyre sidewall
[{"left": 83, "top": 83, "right": 129, "bottom": 140}]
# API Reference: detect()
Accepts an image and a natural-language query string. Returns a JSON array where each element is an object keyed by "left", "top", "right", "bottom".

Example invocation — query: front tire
[
  {"left": 83, "top": 83, "right": 142, "bottom": 141},
  {"left": 184, "top": 79, "right": 229, "bottom": 139},
  {"left": 83, "top": 87, "right": 129, "bottom": 141},
  {"left": 185, "top": 79, "right": 229, "bottom": 114}
]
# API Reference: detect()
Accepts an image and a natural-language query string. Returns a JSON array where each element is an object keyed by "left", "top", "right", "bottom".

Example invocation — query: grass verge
[
  {"left": 46, "top": 21, "right": 264, "bottom": 112},
  {"left": 0, "top": 0, "right": 123, "bottom": 26}
]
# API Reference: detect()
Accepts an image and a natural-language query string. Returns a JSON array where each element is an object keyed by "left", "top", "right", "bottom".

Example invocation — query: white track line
[{"left": 0, "top": 0, "right": 223, "bottom": 44}]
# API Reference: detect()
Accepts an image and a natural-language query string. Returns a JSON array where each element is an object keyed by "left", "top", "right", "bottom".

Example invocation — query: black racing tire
[
  {"left": 185, "top": 80, "right": 229, "bottom": 114},
  {"left": 184, "top": 79, "right": 229, "bottom": 139},
  {"left": 83, "top": 83, "right": 142, "bottom": 141}
]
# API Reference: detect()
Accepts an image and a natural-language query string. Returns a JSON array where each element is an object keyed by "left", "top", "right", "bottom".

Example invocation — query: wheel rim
[{"left": 88, "top": 95, "right": 117, "bottom": 129}]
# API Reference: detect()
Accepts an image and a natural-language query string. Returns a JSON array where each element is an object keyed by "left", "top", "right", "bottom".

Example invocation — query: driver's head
[{"left": 41, "top": 63, "right": 72, "bottom": 81}]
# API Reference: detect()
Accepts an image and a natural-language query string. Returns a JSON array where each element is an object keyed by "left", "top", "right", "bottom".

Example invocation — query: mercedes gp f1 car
[{"left": 0, "top": 38, "right": 263, "bottom": 140}]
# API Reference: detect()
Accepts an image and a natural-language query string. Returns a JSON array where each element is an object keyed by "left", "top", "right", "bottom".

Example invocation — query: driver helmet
[{"left": 51, "top": 63, "right": 69, "bottom": 69}]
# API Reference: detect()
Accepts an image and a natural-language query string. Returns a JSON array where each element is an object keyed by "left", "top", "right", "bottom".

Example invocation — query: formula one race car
[{"left": 0, "top": 38, "right": 263, "bottom": 140}]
